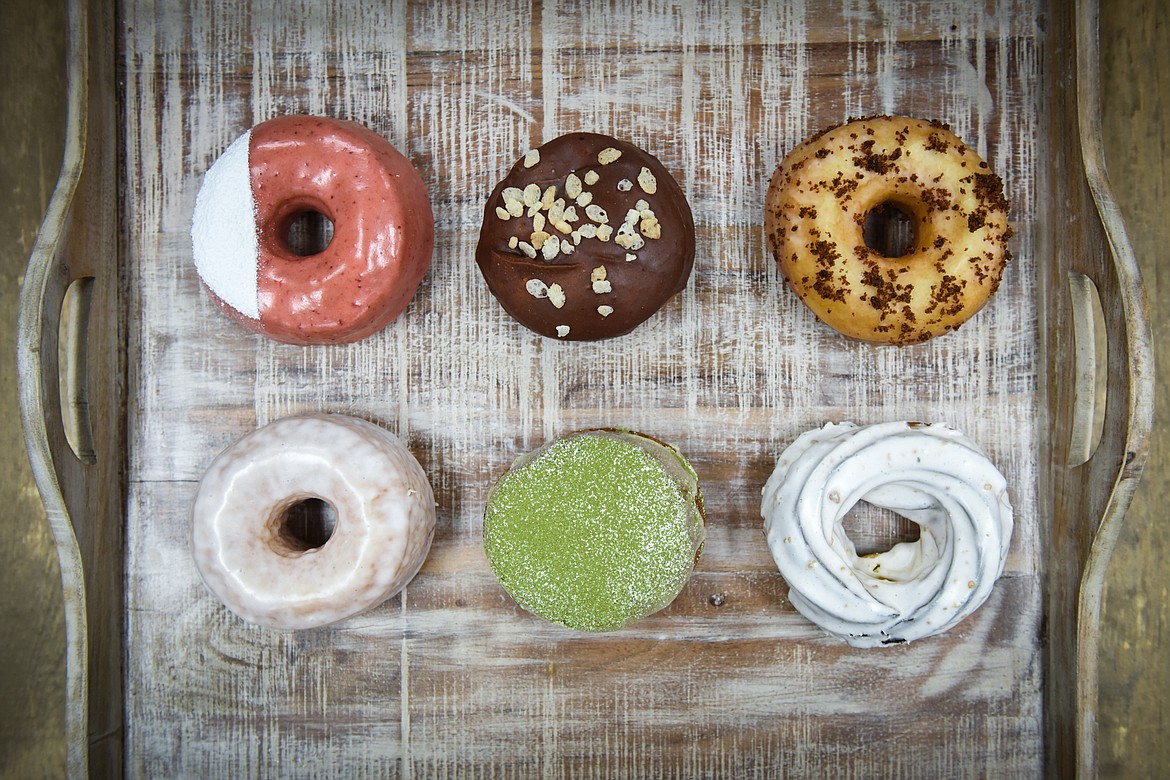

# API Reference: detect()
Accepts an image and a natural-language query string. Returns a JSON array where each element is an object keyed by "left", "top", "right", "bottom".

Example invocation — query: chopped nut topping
[
  {"left": 596, "top": 224, "right": 613, "bottom": 242},
  {"left": 597, "top": 305, "right": 614, "bottom": 317},
  {"left": 583, "top": 170, "right": 600, "bottom": 185},
  {"left": 598, "top": 147, "right": 622, "bottom": 165},
  {"left": 592, "top": 280, "right": 612, "bottom": 294},
  {"left": 590, "top": 265, "right": 607, "bottom": 282},
  {"left": 565, "top": 173, "right": 583, "bottom": 199},
  {"left": 541, "top": 235, "right": 560, "bottom": 260},
  {"left": 530, "top": 230, "right": 550, "bottom": 250},
  {"left": 625, "top": 252, "right": 637, "bottom": 262},
  {"left": 617, "top": 178, "right": 633, "bottom": 192},
  {"left": 585, "top": 204, "right": 608, "bottom": 223},
  {"left": 525, "top": 278, "right": 549, "bottom": 298},
  {"left": 548, "top": 283, "right": 566, "bottom": 308},
  {"left": 548, "top": 199, "right": 565, "bottom": 225},
  {"left": 502, "top": 188, "right": 525, "bottom": 217},
  {"left": 556, "top": 325, "right": 570, "bottom": 338},
  {"left": 614, "top": 223, "right": 645, "bottom": 251},
  {"left": 637, "top": 166, "right": 657, "bottom": 194},
  {"left": 495, "top": 206, "right": 511, "bottom": 221},
  {"left": 508, "top": 236, "right": 519, "bottom": 249},
  {"left": 640, "top": 216, "right": 661, "bottom": 239},
  {"left": 523, "top": 149, "right": 540, "bottom": 168},
  {"left": 517, "top": 241, "right": 537, "bottom": 258},
  {"left": 576, "top": 191, "right": 593, "bottom": 208}
]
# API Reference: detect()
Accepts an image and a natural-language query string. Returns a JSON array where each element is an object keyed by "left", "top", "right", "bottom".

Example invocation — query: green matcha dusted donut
[{"left": 483, "top": 430, "right": 706, "bottom": 632}]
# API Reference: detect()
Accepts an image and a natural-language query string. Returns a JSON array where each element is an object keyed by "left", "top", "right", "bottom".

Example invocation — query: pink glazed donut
[{"left": 191, "top": 115, "right": 434, "bottom": 345}]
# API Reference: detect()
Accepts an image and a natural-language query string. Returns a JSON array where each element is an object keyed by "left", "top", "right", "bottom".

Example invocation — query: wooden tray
[{"left": 18, "top": 0, "right": 1153, "bottom": 776}]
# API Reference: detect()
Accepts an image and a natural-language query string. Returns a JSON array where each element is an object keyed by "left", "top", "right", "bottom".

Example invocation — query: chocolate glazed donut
[{"left": 476, "top": 133, "right": 695, "bottom": 341}]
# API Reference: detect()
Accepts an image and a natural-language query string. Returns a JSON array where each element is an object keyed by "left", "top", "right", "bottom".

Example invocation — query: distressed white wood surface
[{"left": 122, "top": 0, "right": 1046, "bottom": 775}]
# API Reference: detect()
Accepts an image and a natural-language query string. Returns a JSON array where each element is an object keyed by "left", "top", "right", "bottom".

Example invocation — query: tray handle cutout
[
  {"left": 58, "top": 277, "right": 96, "bottom": 465},
  {"left": 1066, "top": 271, "right": 1108, "bottom": 467}
]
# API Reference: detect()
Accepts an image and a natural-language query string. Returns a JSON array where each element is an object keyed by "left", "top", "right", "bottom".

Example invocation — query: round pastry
[
  {"left": 191, "top": 414, "right": 436, "bottom": 629},
  {"left": 764, "top": 116, "right": 1012, "bottom": 345},
  {"left": 191, "top": 115, "right": 434, "bottom": 345},
  {"left": 760, "top": 421, "right": 1013, "bottom": 647},
  {"left": 483, "top": 430, "right": 706, "bottom": 631},
  {"left": 475, "top": 133, "right": 695, "bottom": 340}
]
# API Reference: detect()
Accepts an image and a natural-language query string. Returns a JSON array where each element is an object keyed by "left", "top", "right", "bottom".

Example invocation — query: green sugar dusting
[{"left": 484, "top": 432, "right": 702, "bottom": 632}]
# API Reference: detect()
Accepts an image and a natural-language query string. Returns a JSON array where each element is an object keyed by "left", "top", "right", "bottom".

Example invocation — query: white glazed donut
[
  {"left": 191, "top": 414, "right": 436, "bottom": 629},
  {"left": 761, "top": 421, "right": 1012, "bottom": 647}
]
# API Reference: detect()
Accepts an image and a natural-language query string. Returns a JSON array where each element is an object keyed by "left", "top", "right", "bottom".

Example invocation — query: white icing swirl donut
[
  {"left": 191, "top": 414, "right": 436, "bottom": 629},
  {"left": 761, "top": 421, "right": 1012, "bottom": 647}
]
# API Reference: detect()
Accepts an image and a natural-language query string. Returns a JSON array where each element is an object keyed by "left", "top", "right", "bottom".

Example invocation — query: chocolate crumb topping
[
  {"left": 811, "top": 268, "right": 847, "bottom": 302},
  {"left": 809, "top": 239, "right": 840, "bottom": 268},
  {"left": 852, "top": 143, "right": 903, "bottom": 175},
  {"left": 968, "top": 171, "right": 1009, "bottom": 213},
  {"left": 926, "top": 133, "right": 949, "bottom": 153},
  {"left": 967, "top": 209, "right": 987, "bottom": 233},
  {"left": 921, "top": 187, "right": 952, "bottom": 212}
]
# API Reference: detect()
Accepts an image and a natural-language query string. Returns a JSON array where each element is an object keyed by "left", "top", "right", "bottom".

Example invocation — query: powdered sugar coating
[
  {"left": 190, "top": 414, "right": 436, "bottom": 629},
  {"left": 191, "top": 129, "right": 260, "bottom": 319}
]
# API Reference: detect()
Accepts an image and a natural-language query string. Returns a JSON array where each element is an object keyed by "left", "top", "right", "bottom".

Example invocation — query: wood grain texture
[
  {"left": 1097, "top": 0, "right": 1170, "bottom": 776},
  {"left": 121, "top": 0, "right": 1048, "bottom": 775}
]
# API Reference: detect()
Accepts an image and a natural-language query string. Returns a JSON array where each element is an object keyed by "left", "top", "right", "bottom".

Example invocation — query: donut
[
  {"left": 764, "top": 116, "right": 1012, "bottom": 345},
  {"left": 475, "top": 133, "right": 695, "bottom": 340},
  {"left": 191, "top": 115, "right": 434, "bottom": 345},
  {"left": 190, "top": 414, "right": 436, "bottom": 629},
  {"left": 760, "top": 421, "right": 1013, "bottom": 647},
  {"left": 483, "top": 430, "right": 706, "bottom": 631}
]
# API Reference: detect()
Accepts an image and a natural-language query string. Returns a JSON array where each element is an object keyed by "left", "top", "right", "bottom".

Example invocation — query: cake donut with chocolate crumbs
[
  {"left": 483, "top": 430, "right": 706, "bottom": 632},
  {"left": 476, "top": 133, "right": 695, "bottom": 340},
  {"left": 764, "top": 116, "right": 1012, "bottom": 345}
]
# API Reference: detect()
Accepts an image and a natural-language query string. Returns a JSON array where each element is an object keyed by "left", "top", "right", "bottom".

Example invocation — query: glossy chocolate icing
[{"left": 476, "top": 133, "right": 695, "bottom": 341}]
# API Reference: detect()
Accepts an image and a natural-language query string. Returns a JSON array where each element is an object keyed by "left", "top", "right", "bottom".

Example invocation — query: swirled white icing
[{"left": 761, "top": 421, "right": 1012, "bottom": 647}]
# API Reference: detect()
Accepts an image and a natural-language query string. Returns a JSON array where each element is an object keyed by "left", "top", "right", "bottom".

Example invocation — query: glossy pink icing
[{"left": 244, "top": 115, "right": 433, "bottom": 345}]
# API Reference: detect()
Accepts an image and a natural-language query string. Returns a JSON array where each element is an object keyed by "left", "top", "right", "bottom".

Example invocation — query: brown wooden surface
[
  {"left": 1, "top": 0, "right": 1167, "bottom": 777},
  {"left": 1097, "top": 0, "right": 1170, "bottom": 776},
  {"left": 121, "top": 1, "right": 1046, "bottom": 776}
]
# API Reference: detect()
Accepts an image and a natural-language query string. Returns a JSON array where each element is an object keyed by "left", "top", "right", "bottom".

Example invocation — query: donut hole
[
  {"left": 862, "top": 201, "right": 917, "bottom": 258},
  {"left": 840, "top": 501, "right": 920, "bottom": 558},
  {"left": 283, "top": 210, "right": 335, "bottom": 257},
  {"left": 276, "top": 497, "right": 338, "bottom": 553}
]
